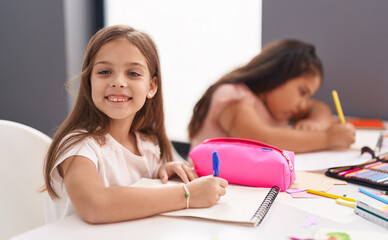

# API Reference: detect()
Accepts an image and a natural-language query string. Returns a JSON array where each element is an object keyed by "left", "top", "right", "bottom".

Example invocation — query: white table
[
  {"left": 11, "top": 128, "right": 388, "bottom": 239},
  {"left": 11, "top": 183, "right": 388, "bottom": 240}
]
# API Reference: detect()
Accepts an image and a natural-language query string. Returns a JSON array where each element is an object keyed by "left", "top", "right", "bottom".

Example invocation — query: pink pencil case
[{"left": 189, "top": 138, "right": 295, "bottom": 191}]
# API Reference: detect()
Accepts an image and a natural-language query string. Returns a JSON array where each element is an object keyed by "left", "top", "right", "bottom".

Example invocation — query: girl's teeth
[{"left": 109, "top": 97, "right": 127, "bottom": 102}]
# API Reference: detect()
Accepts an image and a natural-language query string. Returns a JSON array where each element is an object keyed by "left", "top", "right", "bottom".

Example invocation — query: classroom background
[{"left": 1, "top": 0, "right": 387, "bottom": 143}]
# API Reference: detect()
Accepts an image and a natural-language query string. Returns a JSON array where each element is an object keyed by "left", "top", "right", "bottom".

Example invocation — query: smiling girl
[
  {"left": 43, "top": 25, "right": 227, "bottom": 224},
  {"left": 188, "top": 39, "right": 355, "bottom": 154}
]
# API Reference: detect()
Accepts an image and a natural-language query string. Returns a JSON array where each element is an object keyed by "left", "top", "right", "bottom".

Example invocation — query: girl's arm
[
  {"left": 218, "top": 101, "right": 355, "bottom": 153},
  {"left": 291, "top": 99, "right": 333, "bottom": 131},
  {"left": 60, "top": 156, "right": 227, "bottom": 224}
]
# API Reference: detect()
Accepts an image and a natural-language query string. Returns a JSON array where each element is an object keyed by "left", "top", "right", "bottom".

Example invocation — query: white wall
[
  {"left": 105, "top": 0, "right": 262, "bottom": 141},
  {"left": 262, "top": 0, "right": 388, "bottom": 121},
  {"left": 64, "top": 0, "right": 96, "bottom": 112}
]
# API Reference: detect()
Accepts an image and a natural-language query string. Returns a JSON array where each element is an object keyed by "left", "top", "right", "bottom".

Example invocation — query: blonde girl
[{"left": 43, "top": 25, "right": 227, "bottom": 224}]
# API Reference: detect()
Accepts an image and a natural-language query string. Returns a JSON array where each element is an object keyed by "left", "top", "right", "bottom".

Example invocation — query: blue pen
[
  {"left": 212, "top": 151, "right": 219, "bottom": 177},
  {"left": 359, "top": 188, "right": 388, "bottom": 205}
]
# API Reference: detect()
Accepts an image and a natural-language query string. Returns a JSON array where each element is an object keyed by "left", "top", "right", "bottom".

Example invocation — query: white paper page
[
  {"left": 294, "top": 130, "right": 380, "bottom": 171},
  {"left": 294, "top": 150, "right": 372, "bottom": 171},
  {"left": 131, "top": 178, "right": 272, "bottom": 224},
  {"left": 277, "top": 193, "right": 359, "bottom": 224},
  {"left": 350, "top": 130, "right": 381, "bottom": 150}
]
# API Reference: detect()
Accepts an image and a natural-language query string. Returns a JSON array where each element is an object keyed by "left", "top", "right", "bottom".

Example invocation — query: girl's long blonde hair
[{"left": 44, "top": 25, "right": 172, "bottom": 199}]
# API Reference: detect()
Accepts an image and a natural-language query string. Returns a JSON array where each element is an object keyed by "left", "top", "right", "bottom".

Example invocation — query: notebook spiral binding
[{"left": 251, "top": 186, "right": 280, "bottom": 223}]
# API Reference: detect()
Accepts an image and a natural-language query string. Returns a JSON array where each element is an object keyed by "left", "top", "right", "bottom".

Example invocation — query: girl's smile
[{"left": 106, "top": 95, "right": 132, "bottom": 103}]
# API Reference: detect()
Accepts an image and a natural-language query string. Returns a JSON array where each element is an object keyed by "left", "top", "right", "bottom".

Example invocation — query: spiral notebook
[{"left": 131, "top": 178, "right": 279, "bottom": 227}]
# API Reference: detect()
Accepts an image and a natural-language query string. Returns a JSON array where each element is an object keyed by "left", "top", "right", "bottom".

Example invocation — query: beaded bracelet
[{"left": 182, "top": 183, "right": 190, "bottom": 209}]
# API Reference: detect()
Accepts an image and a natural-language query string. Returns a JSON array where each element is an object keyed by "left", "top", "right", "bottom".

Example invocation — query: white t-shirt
[{"left": 45, "top": 131, "right": 161, "bottom": 223}]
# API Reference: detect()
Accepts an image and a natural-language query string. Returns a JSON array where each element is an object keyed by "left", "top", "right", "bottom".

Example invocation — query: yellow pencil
[
  {"left": 332, "top": 90, "right": 345, "bottom": 123},
  {"left": 306, "top": 189, "right": 356, "bottom": 202}
]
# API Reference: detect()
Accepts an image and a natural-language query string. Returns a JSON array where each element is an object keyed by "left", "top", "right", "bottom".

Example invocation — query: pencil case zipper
[{"left": 204, "top": 138, "right": 294, "bottom": 171}]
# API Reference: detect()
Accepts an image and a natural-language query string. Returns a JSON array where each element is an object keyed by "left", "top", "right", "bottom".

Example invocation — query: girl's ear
[{"left": 147, "top": 76, "right": 158, "bottom": 99}]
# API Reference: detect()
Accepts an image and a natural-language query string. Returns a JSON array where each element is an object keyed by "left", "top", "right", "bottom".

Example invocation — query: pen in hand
[
  {"left": 332, "top": 90, "right": 346, "bottom": 123},
  {"left": 375, "top": 132, "right": 383, "bottom": 155},
  {"left": 212, "top": 151, "right": 219, "bottom": 177}
]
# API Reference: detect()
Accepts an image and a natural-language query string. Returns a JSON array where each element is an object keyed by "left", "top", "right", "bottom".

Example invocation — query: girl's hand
[
  {"left": 158, "top": 162, "right": 198, "bottom": 184},
  {"left": 326, "top": 123, "right": 356, "bottom": 148},
  {"left": 294, "top": 118, "right": 324, "bottom": 131},
  {"left": 187, "top": 175, "right": 228, "bottom": 208}
]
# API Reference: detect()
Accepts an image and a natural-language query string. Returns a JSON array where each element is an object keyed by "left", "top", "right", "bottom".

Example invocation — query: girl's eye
[
  {"left": 98, "top": 70, "right": 111, "bottom": 75},
  {"left": 128, "top": 72, "right": 140, "bottom": 77},
  {"left": 299, "top": 88, "right": 307, "bottom": 96}
]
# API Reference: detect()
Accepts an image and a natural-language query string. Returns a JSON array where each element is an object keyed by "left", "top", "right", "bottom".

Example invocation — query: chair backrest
[
  {"left": 171, "top": 140, "right": 191, "bottom": 160},
  {"left": 0, "top": 120, "right": 52, "bottom": 239}
]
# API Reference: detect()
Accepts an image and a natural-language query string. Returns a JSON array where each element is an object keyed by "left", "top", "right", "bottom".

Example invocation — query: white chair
[{"left": 0, "top": 120, "right": 51, "bottom": 239}]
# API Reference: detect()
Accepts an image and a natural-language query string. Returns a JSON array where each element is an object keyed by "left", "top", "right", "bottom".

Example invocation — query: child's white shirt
[{"left": 45, "top": 131, "right": 161, "bottom": 223}]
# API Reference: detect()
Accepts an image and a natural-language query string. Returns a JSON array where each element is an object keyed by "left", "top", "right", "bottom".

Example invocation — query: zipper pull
[
  {"left": 282, "top": 151, "right": 293, "bottom": 171},
  {"left": 262, "top": 147, "right": 273, "bottom": 151}
]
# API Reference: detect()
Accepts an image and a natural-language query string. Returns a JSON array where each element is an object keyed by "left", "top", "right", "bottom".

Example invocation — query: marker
[
  {"left": 377, "top": 177, "right": 388, "bottom": 183},
  {"left": 359, "top": 188, "right": 388, "bottom": 205},
  {"left": 335, "top": 198, "right": 356, "bottom": 208},
  {"left": 375, "top": 132, "right": 383, "bottom": 155},
  {"left": 373, "top": 163, "right": 388, "bottom": 171},
  {"left": 332, "top": 90, "right": 345, "bottom": 123},
  {"left": 364, "top": 161, "right": 383, "bottom": 168},
  {"left": 338, "top": 167, "right": 361, "bottom": 176},
  {"left": 306, "top": 189, "right": 356, "bottom": 202},
  {"left": 345, "top": 169, "right": 366, "bottom": 177},
  {"left": 353, "top": 169, "right": 375, "bottom": 178},
  {"left": 212, "top": 151, "right": 219, "bottom": 177}
]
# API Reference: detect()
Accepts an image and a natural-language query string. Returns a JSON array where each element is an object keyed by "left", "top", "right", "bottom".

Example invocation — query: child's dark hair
[{"left": 188, "top": 39, "right": 323, "bottom": 139}]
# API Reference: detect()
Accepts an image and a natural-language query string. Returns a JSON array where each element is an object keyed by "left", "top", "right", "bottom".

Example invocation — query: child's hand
[
  {"left": 158, "top": 162, "right": 198, "bottom": 184},
  {"left": 294, "top": 118, "right": 324, "bottom": 131},
  {"left": 326, "top": 123, "right": 356, "bottom": 148},
  {"left": 186, "top": 175, "right": 228, "bottom": 208}
]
